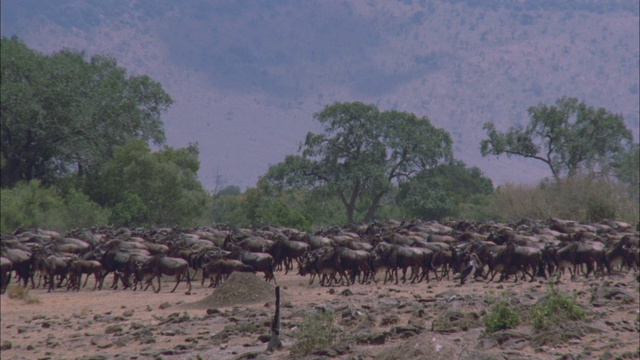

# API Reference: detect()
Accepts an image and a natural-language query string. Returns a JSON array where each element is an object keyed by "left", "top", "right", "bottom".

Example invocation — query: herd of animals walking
[{"left": 1, "top": 218, "right": 638, "bottom": 295}]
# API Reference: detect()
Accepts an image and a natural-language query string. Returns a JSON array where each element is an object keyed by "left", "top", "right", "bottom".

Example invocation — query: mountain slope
[{"left": 2, "top": 0, "right": 638, "bottom": 189}]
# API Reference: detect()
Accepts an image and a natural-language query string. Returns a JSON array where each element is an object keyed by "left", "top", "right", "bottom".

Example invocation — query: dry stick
[{"left": 266, "top": 285, "right": 282, "bottom": 352}]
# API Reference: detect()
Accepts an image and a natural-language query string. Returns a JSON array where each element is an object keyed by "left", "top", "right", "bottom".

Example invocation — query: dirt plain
[{"left": 1, "top": 267, "right": 638, "bottom": 360}]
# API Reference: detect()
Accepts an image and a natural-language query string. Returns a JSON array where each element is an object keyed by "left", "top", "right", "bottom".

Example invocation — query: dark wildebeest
[
  {"left": 1, "top": 257, "right": 12, "bottom": 294},
  {"left": 134, "top": 255, "right": 192, "bottom": 293},
  {"left": 67, "top": 259, "right": 103, "bottom": 291},
  {"left": 201, "top": 259, "right": 256, "bottom": 287},
  {"left": 1, "top": 246, "right": 33, "bottom": 288},
  {"left": 297, "top": 247, "right": 346, "bottom": 286},
  {"left": 226, "top": 248, "right": 276, "bottom": 283},
  {"left": 372, "top": 243, "right": 425, "bottom": 284},
  {"left": 42, "top": 254, "right": 75, "bottom": 292},
  {"left": 266, "top": 236, "right": 309, "bottom": 274}
]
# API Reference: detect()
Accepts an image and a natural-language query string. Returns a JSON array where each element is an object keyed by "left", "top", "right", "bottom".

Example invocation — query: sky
[{"left": 2, "top": 1, "right": 638, "bottom": 191}]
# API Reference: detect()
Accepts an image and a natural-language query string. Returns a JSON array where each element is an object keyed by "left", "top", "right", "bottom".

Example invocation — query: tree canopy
[
  {"left": 480, "top": 96, "right": 633, "bottom": 181},
  {"left": 264, "top": 101, "right": 453, "bottom": 223},
  {"left": 1, "top": 36, "right": 172, "bottom": 187},
  {"left": 87, "top": 140, "right": 207, "bottom": 227},
  {"left": 398, "top": 160, "right": 494, "bottom": 220}
]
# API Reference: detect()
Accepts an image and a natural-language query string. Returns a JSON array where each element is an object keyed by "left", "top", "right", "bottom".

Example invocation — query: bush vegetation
[
  {"left": 482, "top": 299, "right": 521, "bottom": 333},
  {"left": 290, "top": 309, "right": 339, "bottom": 356},
  {"left": 2, "top": 39, "right": 638, "bottom": 233},
  {"left": 485, "top": 175, "right": 638, "bottom": 224},
  {"left": 7, "top": 285, "right": 42, "bottom": 304},
  {"left": 531, "top": 285, "right": 585, "bottom": 331}
]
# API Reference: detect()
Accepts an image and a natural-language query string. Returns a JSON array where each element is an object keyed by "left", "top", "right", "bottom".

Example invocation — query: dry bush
[
  {"left": 485, "top": 175, "right": 638, "bottom": 223},
  {"left": 7, "top": 286, "right": 42, "bottom": 304}
]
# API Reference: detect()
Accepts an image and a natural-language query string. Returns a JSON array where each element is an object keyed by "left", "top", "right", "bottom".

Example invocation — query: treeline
[{"left": 1, "top": 37, "right": 638, "bottom": 233}]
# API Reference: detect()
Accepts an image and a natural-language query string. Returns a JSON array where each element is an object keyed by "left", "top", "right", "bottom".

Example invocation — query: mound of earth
[{"left": 182, "top": 272, "right": 276, "bottom": 309}]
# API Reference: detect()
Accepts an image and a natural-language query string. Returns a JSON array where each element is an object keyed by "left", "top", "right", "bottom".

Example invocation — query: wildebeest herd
[{"left": 1, "top": 218, "right": 638, "bottom": 295}]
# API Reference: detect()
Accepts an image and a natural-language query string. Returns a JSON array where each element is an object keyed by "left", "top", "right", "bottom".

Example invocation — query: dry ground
[{"left": 1, "top": 269, "right": 638, "bottom": 360}]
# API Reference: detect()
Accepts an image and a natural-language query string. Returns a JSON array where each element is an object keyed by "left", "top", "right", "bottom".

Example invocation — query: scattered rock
[
  {"left": 159, "top": 302, "right": 172, "bottom": 310},
  {"left": 356, "top": 331, "right": 389, "bottom": 345},
  {"left": 380, "top": 314, "right": 400, "bottom": 326},
  {"left": 105, "top": 325, "right": 123, "bottom": 334},
  {"left": 91, "top": 336, "right": 113, "bottom": 349}
]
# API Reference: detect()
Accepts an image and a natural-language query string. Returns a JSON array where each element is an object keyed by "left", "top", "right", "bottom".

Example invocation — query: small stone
[
  {"left": 105, "top": 325, "right": 123, "bottom": 334},
  {"left": 91, "top": 336, "right": 113, "bottom": 349},
  {"left": 206, "top": 308, "right": 221, "bottom": 315}
]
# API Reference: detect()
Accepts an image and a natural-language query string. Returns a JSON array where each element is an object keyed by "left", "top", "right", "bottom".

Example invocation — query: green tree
[
  {"left": 241, "top": 180, "right": 311, "bottom": 231},
  {"left": 264, "top": 102, "right": 453, "bottom": 223},
  {"left": 0, "top": 180, "right": 110, "bottom": 233},
  {"left": 398, "top": 160, "right": 493, "bottom": 220},
  {"left": 480, "top": 96, "right": 633, "bottom": 181},
  {"left": 611, "top": 143, "right": 639, "bottom": 197},
  {"left": 89, "top": 140, "right": 207, "bottom": 226},
  {"left": 1, "top": 36, "right": 172, "bottom": 187}
]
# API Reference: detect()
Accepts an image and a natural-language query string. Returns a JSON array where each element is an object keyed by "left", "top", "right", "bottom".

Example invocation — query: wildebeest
[
  {"left": 134, "top": 255, "right": 192, "bottom": 293},
  {"left": 372, "top": 243, "right": 426, "bottom": 284},
  {"left": 67, "top": 260, "right": 103, "bottom": 291},
  {"left": 42, "top": 254, "right": 75, "bottom": 292},
  {"left": 226, "top": 248, "right": 275, "bottom": 283},
  {"left": 1, "top": 246, "right": 33, "bottom": 288},
  {"left": 201, "top": 259, "right": 255, "bottom": 287},
  {"left": 265, "top": 236, "right": 309, "bottom": 274},
  {"left": 1, "top": 257, "right": 12, "bottom": 293}
]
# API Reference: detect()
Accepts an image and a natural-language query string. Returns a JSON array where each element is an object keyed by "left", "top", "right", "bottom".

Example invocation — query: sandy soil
[{"left": 1, "top": 269, "right": 638, "bottom": 360}]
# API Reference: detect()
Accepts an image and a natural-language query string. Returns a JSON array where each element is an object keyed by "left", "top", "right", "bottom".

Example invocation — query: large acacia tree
[
  {"left": 1, "top": 36, "right": 172, "bottom": 187},
  {"left": 480, "top": 96, "right": 633, "bottom": 181},
  {"left": 264, "top": 101, "right": 453, "bottom": 224}
]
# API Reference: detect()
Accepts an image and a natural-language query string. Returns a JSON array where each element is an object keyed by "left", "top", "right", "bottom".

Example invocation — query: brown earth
[{"left": 1, "top": 270, "right": 638, "bottom": 360}]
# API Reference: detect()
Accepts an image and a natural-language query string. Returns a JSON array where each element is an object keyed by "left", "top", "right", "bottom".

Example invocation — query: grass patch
[
  {"left": 532, "top": 284, "right": 585, "bottom": 331},
  {"left": 290, "top": 309, "right": 339, "bottom": 356},
  {"left": 485, "top": 176, "right": 638, "bottom": 224},
  {"left": 482, "top": 299, "right": 521, "bottom": 333},
  {"left": 7, "top": 286, "right": 42, "bottom": 304}
]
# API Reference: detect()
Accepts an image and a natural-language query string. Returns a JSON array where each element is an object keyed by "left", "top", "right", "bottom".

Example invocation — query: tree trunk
[{"left": 266, "top": 286, "right": 282, "bottom": 352}]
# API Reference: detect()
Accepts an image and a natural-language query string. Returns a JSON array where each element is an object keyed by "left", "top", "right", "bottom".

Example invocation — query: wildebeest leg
[
  {"left": 155, "top": 275, "right": 162, "bottom": 293},
  {"left": 184, "top": 268, "right": 192, "bottom": 293},
  {"left": 92, "top": 271, "right": 101, "bottom": 290},
  {"left": 170, "top": 274, "right": 181, "bottom": 293},
  {"left": 47, "top": 273, "right": 55, "bottom": 292}
]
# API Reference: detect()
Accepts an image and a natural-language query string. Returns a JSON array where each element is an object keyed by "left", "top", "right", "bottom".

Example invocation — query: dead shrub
[
  {"left": 485, "top": 175, "right": 638, "bottom": 223},
  {"left": 7, "top": 286, "right": 41, "bottom": 304}
]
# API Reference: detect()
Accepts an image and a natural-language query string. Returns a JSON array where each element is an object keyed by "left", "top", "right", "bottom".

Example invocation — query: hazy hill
[{"left": 2, "top": 0, "right": 638, "bottom": 190}]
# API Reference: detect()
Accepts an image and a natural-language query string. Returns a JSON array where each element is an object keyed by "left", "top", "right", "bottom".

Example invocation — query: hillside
[{"left": 1, "top": 0, "right": 638, "bottom": 189}]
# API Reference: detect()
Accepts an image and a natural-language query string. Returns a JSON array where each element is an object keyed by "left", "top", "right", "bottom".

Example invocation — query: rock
[
  {"left": 488, "top": 330, "right": 531, "bottom": 346},
  {"left": 356, "top": 331, "right": 388, "bottom": 345},
  {"left": 135, "top": 329, "right": 156, "bottom": 345},
  {"left": 91, "top": 336, "right": 113, "bottom": 349},
  {"left": 340, "top": 289, "right": 353, "bottom": 296},
  {"left": 392, "top": 325, "right": 422, "bottom": 338},
  {"left": 105, "top": 325, "right": 123, "bottom": 334},
  {"left": 476, "top": 338, "right": 499, "bottom": 350},
  {"left": 380, "top": 314, "right": 400, "bottom": 326},
  {"left": 78, "top": 356, "right": 108, "bottom": 360},
  {"left": 159, "top": 302, "right": 172, "bottom": 310}
]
